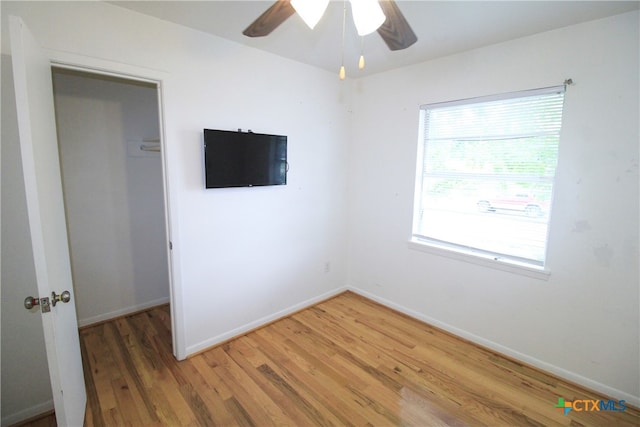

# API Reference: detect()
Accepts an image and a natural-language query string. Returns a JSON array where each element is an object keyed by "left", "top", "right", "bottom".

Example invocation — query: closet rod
[{"left": 140, "top": 144, "right": 160, "bottom": 152}]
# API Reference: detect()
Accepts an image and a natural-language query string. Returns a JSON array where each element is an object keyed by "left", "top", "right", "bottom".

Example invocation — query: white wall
[
  {"left": 348, "top": 11, "right": 639, "bottom": 403},
  {"left": 52, "top": 70, "right": 169, "bottom": 326}
]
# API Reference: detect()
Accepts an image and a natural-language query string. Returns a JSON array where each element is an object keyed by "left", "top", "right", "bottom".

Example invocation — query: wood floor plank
[
  {"left": 80, "top": 325, "right": 119, "bottom": 414},
  {"left": 298, "top": 311, "right": 478, "bottom": 426},
  {"left": 79, "top": 327, "right": 108, "bottom": 427},
  {"left": 105, "top": 321, "right": 164, "bottom": 423},
  {"left": 118, "top": 322, "right": 196, "bottom": 426},
  {"left": 202, "top": 346, "right": 288, "bottom": 426},
  {"left": 109, "top": 376, "right": 146, "bottom": 426},
  {"left": 295, "top": 306, "right": 473, "bottom": 426},
  {"left": 265, "top": 324, "right": 402, "bottom": 426},
  {"left": 322, "top": 295, "right": 556, "bottom": 424},
  {"left": 237, "top": 337, "right": 352, "bottom": 427},
  {"left": 321, "top": 296, "right": 564, "bottom": 426},
  {"left": 188, "top": 355, "right": 241, "bottom": 427},
  {"left": 19, "top": 293, "right": 640, "bottom": 427},
  {"left": 290, "top": 315, "right": 403, "bottom": 415},
  {"left": 248, "top": 330, "right": 372, "bottom": 426},
  {"left": 224, "top": 339, "right": 328, "bottom": 426},
  {"left": 269, "top": 320, "right": 397, "bottom": 426}
]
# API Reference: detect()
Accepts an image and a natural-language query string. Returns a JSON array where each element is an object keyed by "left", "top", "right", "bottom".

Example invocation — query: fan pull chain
[{"left": 339, "top": 0, "right": 347, "bottom": 80}]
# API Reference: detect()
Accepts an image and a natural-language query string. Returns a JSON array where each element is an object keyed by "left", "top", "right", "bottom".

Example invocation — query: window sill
[{"left": 407, "top": 239, "right": 551, "bottom": 281}]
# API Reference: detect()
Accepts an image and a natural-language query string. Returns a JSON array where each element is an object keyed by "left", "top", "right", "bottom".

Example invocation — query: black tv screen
[{"left": 204, "top": 129, "right": 287, "bottom": 189}]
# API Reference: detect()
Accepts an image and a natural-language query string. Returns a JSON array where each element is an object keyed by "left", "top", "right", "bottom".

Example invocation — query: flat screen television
[{"left": 204, "top": 129, "right": 287, "bottom": 188}]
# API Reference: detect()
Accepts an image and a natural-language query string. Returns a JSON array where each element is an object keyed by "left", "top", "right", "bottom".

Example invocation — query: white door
[{"left": 9, "top": 16, "right": 87, "bottom": 426}]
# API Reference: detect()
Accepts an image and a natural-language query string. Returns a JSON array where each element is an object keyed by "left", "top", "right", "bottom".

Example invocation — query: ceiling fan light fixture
[
  {"left": 350, "top": 0, "right": 386, "bottom": 36},
  {"left": 291, "top": 0, "right": 330, "bottom": 29}
]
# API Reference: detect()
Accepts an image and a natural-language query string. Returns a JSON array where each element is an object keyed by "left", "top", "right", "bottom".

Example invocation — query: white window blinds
[{"left": 413, "top": 86, "right": 566, "bottom": 267}]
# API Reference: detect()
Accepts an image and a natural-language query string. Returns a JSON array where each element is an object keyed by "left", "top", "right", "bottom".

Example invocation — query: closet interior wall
[{"left": 52, "top": 68, "right": 170, "bottom": 327}]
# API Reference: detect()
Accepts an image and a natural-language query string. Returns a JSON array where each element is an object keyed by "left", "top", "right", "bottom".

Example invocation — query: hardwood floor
[{"left": 19, "top": 291, "right": 640, "bottom": 426}]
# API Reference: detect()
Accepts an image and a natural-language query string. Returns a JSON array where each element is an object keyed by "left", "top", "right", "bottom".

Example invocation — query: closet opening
[{"left": 51, "top": 67, "right": 172, "bottom": 344}]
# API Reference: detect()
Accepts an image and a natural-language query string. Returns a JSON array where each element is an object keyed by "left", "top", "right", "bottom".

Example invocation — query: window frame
[{"left": 409, "top": 85, "right": 566, "bottom": 279}]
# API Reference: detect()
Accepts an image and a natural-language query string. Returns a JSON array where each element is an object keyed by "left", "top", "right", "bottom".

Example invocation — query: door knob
[
  {"left": 24, "top": 296, "right": 40, "bottom": 310},
  {"left": 24, "top": 291, "right": 70, "bottom": 311},
  {"left": 51, "top": 290, "right": 71, "bottom": 306},
  {"left": 24, "top": 295, "right": 51, "bottom": 312}
]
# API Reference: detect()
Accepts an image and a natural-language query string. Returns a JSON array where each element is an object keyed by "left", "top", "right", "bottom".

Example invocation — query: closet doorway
[{"left": 51, "top": 68, "right": 171, "bottom": 334}]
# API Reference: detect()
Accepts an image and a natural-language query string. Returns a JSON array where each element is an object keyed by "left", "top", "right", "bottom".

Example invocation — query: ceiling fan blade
[
  {"left": 243, "top": 0, "right": 296, "bottom": 37},
  {"left": 377, "top": 0, "right": 417, "bottom": 51}
]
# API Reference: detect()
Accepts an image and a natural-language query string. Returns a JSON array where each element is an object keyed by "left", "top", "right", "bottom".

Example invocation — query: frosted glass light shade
[
  {"left": 350, "top": 0, "right": 386, "bottom": 36},
  {"left": 291, "top": 0, "right": 330, "bottom": 29}
]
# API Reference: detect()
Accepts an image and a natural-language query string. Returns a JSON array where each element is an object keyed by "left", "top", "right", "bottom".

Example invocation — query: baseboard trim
[
  {"left": 347, "top": 285, "right": 640, "bottom": 408},
  {"left": 185, "top": 287, "right": 348, "bottom": 357},
  {"left": 2, "top": 399, "right": 54, "bottom": 427},
  {"left": 77, "top": 296, "right": 170, "bottom": 328}
]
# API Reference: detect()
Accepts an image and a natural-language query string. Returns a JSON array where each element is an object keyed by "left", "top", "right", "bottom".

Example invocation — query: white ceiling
[{"left": 107, "top": 1, "right": 639, "bottom": 78}]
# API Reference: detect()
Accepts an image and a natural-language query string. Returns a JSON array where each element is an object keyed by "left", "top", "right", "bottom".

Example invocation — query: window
[{"left": 411, "top": 86, "right": 566, "bottom": 271}]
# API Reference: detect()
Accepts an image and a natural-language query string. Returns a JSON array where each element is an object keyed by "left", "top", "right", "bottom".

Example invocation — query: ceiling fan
[{"left": 243, "top": 0, "right": 418, "bottom": 51}]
